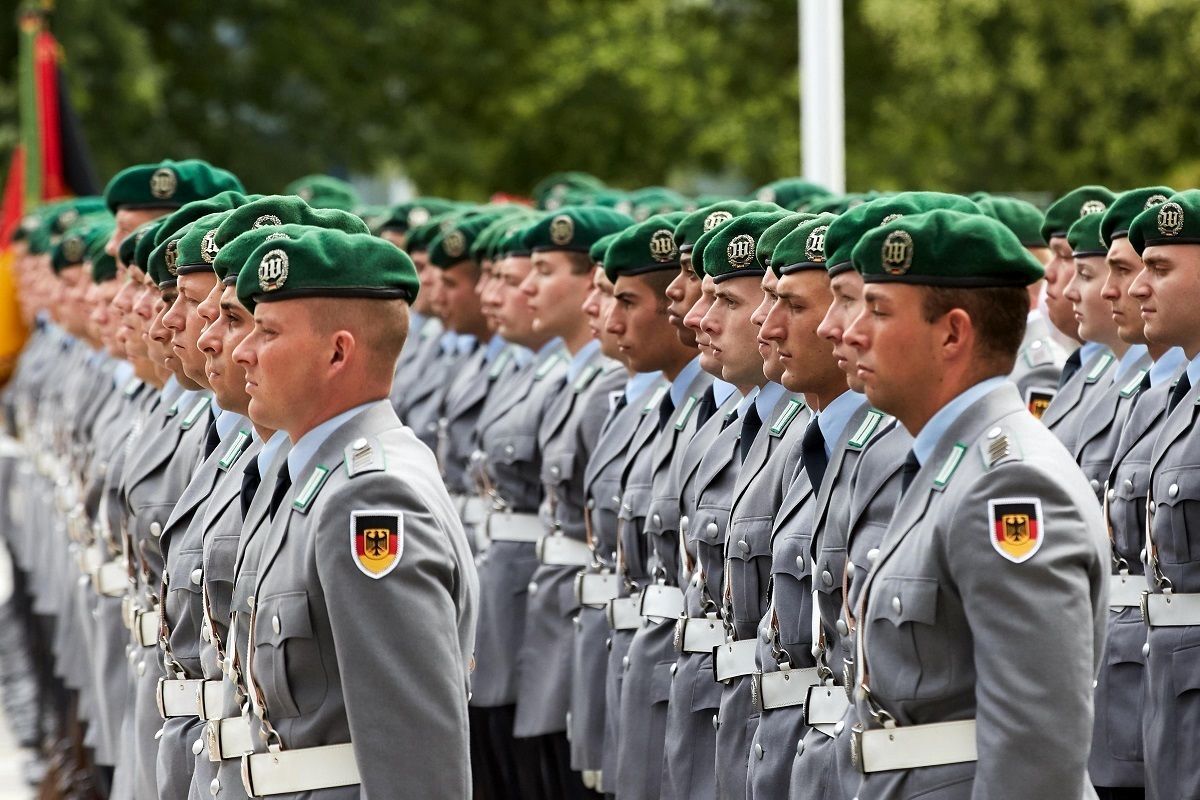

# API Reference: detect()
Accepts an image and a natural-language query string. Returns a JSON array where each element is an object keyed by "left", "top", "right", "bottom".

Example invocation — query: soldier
[
  {"left": 229, "top": 227, "right": 478, "bottom": 797},
  {"left": 843, "top": 210, "right": 1105, "bottom": 799},
  {"left": 1040, "top": 186, "right": 1116, "bottom": 357}
]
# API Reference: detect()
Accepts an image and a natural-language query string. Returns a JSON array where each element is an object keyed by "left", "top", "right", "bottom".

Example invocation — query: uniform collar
[
  {"left": 160, "top": 375, "right": 184, "bottom": 405},
  {"left": 669, "top": 356, "right": 703, "bottom": 408},
  {"left": 566, "top": 338, "right": 601, "bottom": 384},
  {"left": 754, "top": 381, "right": 786, "bottom": 420},
  {"left": 111, "top": 361, "right": 135, "bottom": 389},
  {"left": 286, "top": 401, "right": 376, "bottom": 481},
  {"left": 438, "top": 331, "right": 457, "bottom": 356},
  {"left": 816, "top": 389, "right": 867, "bottom": 456},
  {"left": 624, "top": 370, "right": 662, "bottom": 402},
  {"left": 1186, "top": 354, "right": 1200, "bottom": 388},
  {"left": 257, "top": 429, "right": 289, "bottom": 472},
  {"left": 215, "top": 409, "right": 246, "bottom": 440},
  {"left": 1079, "top": 340, "right": 1106, "bottom": 365},
  {"left": 712, "top": 379, "right": 737, "bottom": 407},
  {"left": 734, "top": 387, "right": 757, "bottom": 419},
  {"left": 484, "top": 333, "right": 507, "bottom": 364},
  {"left": 910, "top": 375, "right": 1008, "bottom": 466},
  {"left": 1150, "top": 347, "right": 1187, "bottom": 387},
  {"left": 1114, "top": 344, "right": 1148, "bottom": 383},
  {"left": 455, "top": 333, "right": 478, "bottom": 356}
]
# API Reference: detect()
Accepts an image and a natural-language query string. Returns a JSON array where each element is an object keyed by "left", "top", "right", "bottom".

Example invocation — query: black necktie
[
  {"left": 738, "top": 403, "right": 762, "bottom": 462},
  {"left": 657, "top": 393, "right": 676, "bottom": 433},
  {"left": 1169, "top": 372, "right": 1192, "bottom": 413},
  {"left": 1058, "top": 348, "right": 1083, "bottom": 389},
  {"left": 203, "top": 419, "right": 221, "bottom": 459},
  {"left": 721, "top": 409, "right": 739, "bottom": 431},
  {"left": 801, "top": 417, "right": 828, "bottom": 491},
  {"left": 898, "top": 450, "right": 921, "bottom": 495},
  {"left": 694, "top": 386, "right": 717, "bottom": 427},
  {"left": 1130, "top": 371, "right": 1153, "bottom": 409},
  {"left": 600, "top": 393, "right": 628, "bottom": 436},
  {"left": 239, "top": 458, "right": 262, "bottom": 519},
  {"left": 267, "top": 469, "right": 293, "bottom": 519}
]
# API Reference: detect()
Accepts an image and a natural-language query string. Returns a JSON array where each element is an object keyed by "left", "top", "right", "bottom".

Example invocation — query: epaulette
[
  {"left": 345, "top": 436, "right": 385, "bottom": 478},
  {"left": 845, "top": 408, "right": 885, "bottom": 449},
  {"left": 1021, "top": 339, "right": 1055, "bottom": 368},
  {"left": 179, "top": 395, "right": 212, "bottom": 430},
  {"left": 769, "top": 397, "right": 806, "bottom": 438},
  {"left": 573, "top": 362, "right": 603, "bottom": 393},
  {"left": 1119, "top": 369, "right": 1149, "bottom": 399},
  {"left": 487, "top": 347, "right": 515, "bottom": 380},
  {"left": 216, "top": 430, "right": 252, "bottom": 472},
  {"left": 980, "top": 425, "right": 1023, "bottom": 471},
  {"left": 1084, "top": 352, "right": 1116, "bottom": 384}
]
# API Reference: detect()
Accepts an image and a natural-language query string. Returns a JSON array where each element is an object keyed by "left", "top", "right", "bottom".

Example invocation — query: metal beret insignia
[
  {"left": 1145, "top": 194, "right": 1170, "bottom": 210},
  {"left": 703, "top": 211, "right": 733, "bottom": 232},
  {"left": 58, "top": 208, "right": 78, "bottom": 229},
  {"left": 297, "top": 187, "right": 314, "bottom": 201},
  {"left": 201, "top": 230, "right": 220, "bottom": 263},
  {"left": 1080, "top": 199, "right": 1107, "bottom": 217},
  {"left": 804, "top": 225, "right": 829, "bottom": 263},
  {"left": 881, "top": 230, "right": 914, "bottom": 275},
  {"left": 258, "top": 248, "right": 289, "bottom": 292},
  {"left": 549, "top": 215, "right": 575, "bottom": 246},
  {"left": 726, "top": 234, "right": 756, "bottom": 270},
  {"left": 1158, "top": 202, "right": 1184, "bottom": 237},
  {"left": 264, "top": 232, "right": 289, "bottom": 242},
  {"left": 165, "top": 240, "right": 179, "bottom": 276},
  {"left": 649, "top": 229, "right": 678, "bottom": 263},
  {"left": 61, "top": 236, "right": 85, "bottom": 264},
  {"left": 253, "top": 214, "right": 282, "bottom": 229},
  {"left": 442, "top": 230, "right": 467, "bottom": 259},
  {"left": 150, "top": 168, "right": 178, "bottom": 200},
  {"left": 407, "top": 207, "right": 430, "bottom": 228},
  {"left": 880, "top": 213, "right": 904, "bottom": 225}
]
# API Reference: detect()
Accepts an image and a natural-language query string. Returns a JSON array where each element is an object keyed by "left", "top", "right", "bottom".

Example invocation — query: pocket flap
[
  {"left": 541, "top": 451, "right": 577, "bottom": 485},
  {"left": 688, "top": 510, "right": 730, "bottom": 547},
  {"left": 727, "top": 517, "right": 773, "bottom": 563},
  {"left": 168, "top": 548, "right": 205, "bottom": 594},
  {"left": 1159, "top": 469, "right": 1200, "bottom": 508},
  {"left": 491, "top": 434, "right": 537, "bottom": 466},
  {"left": 259, "top": 592, "right": 314, "bottom": 646},
  {"left": 1172, "top": 643, "right": 1200, "bottom": 696},
  {"left": 650, "top": 659, "right": 676, "bottom": 705},
  {"left": 204, "top": 535, "right": 240, "bottom": 588},
  {"left": 772, "top": 533, "right": 812, "bottom": 580},
  {"left": 871, "top": 576, "right": 938, "bottom": 627}
]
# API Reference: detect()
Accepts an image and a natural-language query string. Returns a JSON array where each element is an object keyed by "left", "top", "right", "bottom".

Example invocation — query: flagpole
[{"left": 799, "top": 0, "right": 845, "bottom": 194}]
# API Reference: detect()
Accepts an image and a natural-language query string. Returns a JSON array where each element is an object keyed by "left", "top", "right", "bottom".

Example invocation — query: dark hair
[
  {"left": 563, "top": 250, "right": 594, "bottom": 276},
  {"left": 920, "top": 285, "right": 1027, "bottom": 371}
]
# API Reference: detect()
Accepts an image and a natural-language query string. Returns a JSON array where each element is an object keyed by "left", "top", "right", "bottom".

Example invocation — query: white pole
[{"left": 800, "top": 0, "right": 845, "bottom": 194}]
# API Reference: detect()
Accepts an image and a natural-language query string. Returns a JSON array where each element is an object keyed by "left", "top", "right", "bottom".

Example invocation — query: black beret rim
[
  {"left": 1108, "top": 230, "right": 1130, "bottom": 241},
  {"left": 677, "top": 244, "right": 694, "bottom": 254},
  {"left": 498, "top": 249, "right": 532, "bottom": 259},
  {"left": 429, "top": 257, "right": 475, "bottom": 270},
  {"left": 712, "top": 269, "right": 766, "bottom": 284},
  {"left": 861, "top": 273, "right": 1035, "bottom": 288},
  {"left": 1019, "top": 238, "right": 1048, "bottom": 248},
  {"left": 779, "top": 261, "right": 827, "bottom": 275},
  {"left": 174, "top": 262, "right": 216, "bottom": 276},
  {"left": 827, "top": 262, "right": 855, "bottom": 278},
  {"left": 221, "top": 275, "right": 238, "bottom": 287},
  {"left": 156, "top": 279, "right": 178, "bottom": 289},
  {"left": 250, "top": 286, "right": 414, "bottom": 304},
  {"left": 611, "top": 261, "right": 680, "bottom": 278},
  {"left": 1137, "top": 236, "right": 1200, "bottom": 249},
  {"left": 1070, "top": 248, "right": 1107, "bottom": 259}
]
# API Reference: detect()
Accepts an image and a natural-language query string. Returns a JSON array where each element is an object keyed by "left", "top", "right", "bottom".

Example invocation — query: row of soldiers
[{"left": 0, "top": 162, "right": 1193, "bottom": 800}]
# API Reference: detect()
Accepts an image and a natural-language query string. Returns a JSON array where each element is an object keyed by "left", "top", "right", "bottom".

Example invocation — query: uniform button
[
  {"left": 352, "top": 437, "right": 368, "bottom": 451},
  {"left": 986, "top": 427, "right": 1001, "bottom": 440},
  {"left": 796, "top": 739, "right": 805, "bottom": 757},
  {"left": 1089, "top": 479, "right": 1100, "bottom": 492},
  {"left": 680, "top": 515, "right": 689, "bottom": 530},
  {"left": 210, "top": 778, "right": 221, "bottom": 795},
  {"left": 835, "top": 720, "right": 845, "bottom": 733},
  {"left": 271, "top": 615, "right": 280, "bottom": 634},
  {"left": 821, "top": 570, "right": 833, "bottom": 586},
  {"left": 190, "top": 568, "right": 202, "bottom": 585},
  {"left": 247, "top": 596, "right": 255, "bottom": 609},
  {"left": 1169, "top": 483, "right": 1179, "bottom": 498},
  {"left": 707, "top": 522, "right": 719, "bottom": 537},
  {"left": 613, "top": 496, "right": 621, "bottom": 505},
  {"left": 846, "top": 561, "right": 856, "bottom": 577},
  {"left": 192, "top": 738, "right": 204, "bottom": 755},
  {"left": 574, "top": 616, "right": 582, "bottom": 629},
  {"left": 1142, "top": 642, "right": 1150, "bottom": 658},
  {"left": 867, "top": 548, "right": 880, "bottom": 564},
  {"left": 652, "top": 513, "right": 662, "bottom": 527},
  {"left": 836, "top": 620, "right": 849, "bottom": 636},
  {"left": 795, "top": 555, "right": 804, "bottom": 571},
  {"left": 622, "top": 656, "right": 630, "bottom": 669},
  {"left": 154, "top": 727, "right": 163, "bottom": 740},
  {"left": 754, "top": 743, "right": 764, "bottom": 760},
  {"left": 550, "top": 466, "right": 561, "bottom": 478},
  {"left": 891, "top": 596, "right": 902, "bottom": 614},
  {"left": 737, "top": 540, "right": 749, "bottom": 555},
  {"left": 1125, "top": 479, "right": 1134, "bottom": 492},
  {"left": 712, "top": 714, "right": 719, "bottom": 730},
  {"left": 528, "top": 582, "right": 538, "bottom": 594},
  {"left": 504, "top": 445, "right": 515, "bottom": 456},
  {"left": 150, "top": 521, "right": 162, "bottom": 537},
  {"left": 623, "top": 503, "right": 632, "bottom": 513},
  {"left": 1107, "top": 488, "right": 1116, "bottom": 501},
  {"left": 137, "top": 661, "right": 145, "bottom": 676},
  {"left": 587, "top": 498, "right": 595, "bottom": 510},
  {"left": 1030, "top": 340, "right": 1042, "bottom": 350}
]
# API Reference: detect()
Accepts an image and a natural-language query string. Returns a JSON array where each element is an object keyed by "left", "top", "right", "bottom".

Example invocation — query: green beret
[
  {"left": 1100, "top": 187, "right": 1174, "bottom": 247},
  {"left": 1040, "top": 185, "right": 1115, "bottom": 243},
  {"left": 133, "top": 219, "right": 166, "bottom": 271},
  {"left": 284, "top": 175, "right": 360, "bottom": 211},
  {"left": 1067, "top": 213, "right": 1107, "bottom": 258},
  {"left": 625, "top": 187, "right": 690, "bottom": 222},
  {"left": 1128, "top": 189, "right": 1200, "bottom": 254},
  {"left": 147, "top": 224, "right": 191, "bottom": 288},
  {"left": 603, "top": 213, "right": 689, "bottom": 283},
  {"left": 104, "top": 159, "right": 244, "bottom": 214},
  {"left": 493, "top": 217, "right": 540, "bottom": 261},
  {"left": 52, "top": 217, "right": 112, "bottom": 273},
  {"left": 589, "top": 232, "right": 622, "bottom": 267},
  {"left": 475, "top": 213, "right": 538, "bottom": 263},
  {"left": 978, "top": 196, "right": 1046, "bottom": 248},
  {"left": 673, "top": 201, "right": 783, "bottom": 254},
  {"left": 429, "top": 210, "right": 524, "bottom": 269},
  {"left": 753, "top": 178, "right": 832, "bottom": 210},
  {"left": 406, "top": 211, "right": 471, "bottom": 254},
  {"left": 698, "top": 211, "right": 792, "bottom": 283},
  {"left": 153, "top": 191, "right": 250, "bottom": 247},
  {"left": 213, "top": 224, "right": 315, "bottom": 284},
  {"left": 118, "top": 221, "right": 154, "bottom": 267},
  {"left": 49, "top": 197, "right": 108, "bottom": 236},
  {"left": 522, "top": 207, "right": 634, "bottom": 255},
  {"left": 87, "top": 223, "right": 119, "bottom": 284},
  {"left": 533, "top": 172, "right": 606, "bottom": 209},
  {"left": 235, "top": 227, "right": 419, "bottom": 313},
  {"left": 758, "top": 212, "right": 817, "bottom": 272},
  {"left": 378, "top": 199, "right": 462, "bottom": 233},
  {"left": 771, "top": 213, "right": 840, "bottom": 276},
  {"left": 175, "top": 211, "right": 233, "bottom": 276},
  {"left": 824, "top": 192, "right": 981, "bottom": 277},
  {"left": 852, "top": 210, "right": 1043, "bottom": 287},
  {"left": 213, "top": 195, "right": 369, "bottom": 251}
]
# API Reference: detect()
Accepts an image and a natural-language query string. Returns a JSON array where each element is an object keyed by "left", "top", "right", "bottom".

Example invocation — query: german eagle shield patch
[
  {"left": 987, "top": 497, "right": 1043, "bottom": 564},
  {"left": 351, "top": 510, "right": 403, "bottom": 579}
]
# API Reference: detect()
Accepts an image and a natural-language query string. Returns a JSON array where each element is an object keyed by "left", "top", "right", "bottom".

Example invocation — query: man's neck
[
  {"left": 291, "top": 392, "right": 386, "bottom": 443},
  {"left": 660, "top": 347, "right": 698, "bottom": 383},
  {"left": 562, "top": 324, "right": 594, "bottom": 355}
]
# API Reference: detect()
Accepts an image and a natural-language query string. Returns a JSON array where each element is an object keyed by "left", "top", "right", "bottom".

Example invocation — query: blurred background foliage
[{"left": 1, "top": 0, "right": 1199, "bottom": 198}]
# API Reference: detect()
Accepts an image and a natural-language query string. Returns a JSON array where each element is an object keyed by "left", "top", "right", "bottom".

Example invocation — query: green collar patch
[
  {"left": 534, "top": 352, "right": 565, "bottom": 380},
  {"left": 846, "top": 408, "right": 884, "bottom": 449},
  {"left": 674, "top": 393, "right": 702, "bottom": 431},
  {"left": 122, "top": 378, "right": 142, "bottom": 397},
  {"left": 179, "top": 396, "right": 212, "bottom": 430},
  {"left": 487, "top": 347, "right": 514, "bottom": 380},
  {"left": 573, "top": 363, "right": 602, "bottom": 393},
  {"left": 217, "top": 430, "right": 251, "bottom": 471},
  {"left": 642, "top": 384, "right": 668, "bottom": 415},
  {"left": 1084, "top": 352, "right": 1115, "bottom": 384},
  {"left": 933, "top": 442, "right": 968, "bottom": 489},
  {"left": 769, "top": 398, "right": 805, "bottom": 438},
  {"left": 165, "top": 398, "right": 182, "bottom": 418},
  {"left": 1119, "top": 369, "right": 1149, "bottom": 398},
  {"left": 292, "top": 465, "right": 332, "bottom": 514}
]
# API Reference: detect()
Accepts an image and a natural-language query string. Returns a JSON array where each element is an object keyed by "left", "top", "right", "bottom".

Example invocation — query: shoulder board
[
  {"left": 1084, "top": 352, "right": 1115, "bottom": 384},
  {"left": 122, "top": 378, "right": 142, "bottom": 397},
  {"left": 641, "top": 384, "right": 669, "bottom": 415},
  {"left": 1021, "top": 339, "right": 1055, "bottom": 368},
  {"left": 534, "top": 352, "right": 566, "bottom": 380},
  {"left": 345, "top": 437, "right": 385, "bottom": 478},
  {"left": 673, "top": 393, "right": 702, "bottom": 431},
  {"left": 573, "top": 363, "right": 602, "bottom": 393},
  {"left": 846, "top": 408, "right": 884, "bottom": 449},
  {"left": 933, "top": 442, "right": 968, "bottom": 490},
  {"left": 487, "top": 348, "right": 514, "bottom": 380},
  {"left": 1119, "top": 369, "right": 1149, "bottom": 398},
  {"left": 179, "top": 396, "right": 212, "bottom": 430},
  {"left": 769, "top": 397, "right": 805, "bottom": 438},
  {"left": 216, "top": 430, "right": 252, "bottom": 472},
  {"left": 292, "top": 465, "right": 333, "bottom": 514},
  {"left": 980, "top": 426, "right": 1023, "bottom": 471},
  {"left": 165, "top": 398, "right": 182, "bottom": 418}
]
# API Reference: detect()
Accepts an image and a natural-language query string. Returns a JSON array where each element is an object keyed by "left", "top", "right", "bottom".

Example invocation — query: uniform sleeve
[
  {"left": 313, "top": 472, "right": 470, "bottom": 800},
  {"left": 947, "top": 461, "right": 1105, "bottom": 800}
]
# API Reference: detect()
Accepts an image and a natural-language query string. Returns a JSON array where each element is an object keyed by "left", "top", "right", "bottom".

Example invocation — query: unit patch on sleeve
[
  {"left": 351, "top": 510, "right": 404, "bottom": 579},
  {"left": 987, "top": 497, "right": 1043, "bottom": 564},
  {"left": 1024, "top": 387, "right": 1056, "bottom": 420}
]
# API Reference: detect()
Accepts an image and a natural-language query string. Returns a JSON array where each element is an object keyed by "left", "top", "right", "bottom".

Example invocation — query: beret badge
[
  {"left": 1157, "top": 202, "right": 1184, "bottom": 237},
  {"left": 703, "top": 211, "right": 732, "bottom": 232},
  {"left": 649, "top": 229, "right": 678, "bottom": 263},
  {"left": 150, "top": 168, "right": 178, "bottom": 200},
  {"left": 726, "top": 234, "right": 756, "bottom": 270},
  {"left": 549, "top": 215, "right": 575, "bottom": 246},
  {"left": 1080, "top": 199, "right": 1107, "bottom": 217},
  {"left": 201, "top": 230, "right": 220, "bottom": 263},
  {"left": 1144, "top": 194, "right": 1169, "bottom": 210},
  {"left": 881, "top": 230, "right": 914, "bottom": 276},
  {"left": 258, "top": 249, "right": 289, "bottom": 292},
  {"left": 408, "top": 208, "right": 430, "bottom": 228},
  {"left": 165, "top": 240, "right": 179, "bottom": 276},
  {"left": 254, "top": 214, "right": 283, "bottom": 229},
  {"left": 443, "top": 230, "right": 467, "bottom": 259},
  {"left": 804, "top": 226, "right": 829, "bottom": 263}
]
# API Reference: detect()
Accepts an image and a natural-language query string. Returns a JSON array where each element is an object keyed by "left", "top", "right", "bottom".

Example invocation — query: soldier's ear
[
  {"left": 939, "top": 307, "right": 974, "bottom": 357},
  {"left": 328, "top": 329, "right": 356, "bottom": 367}
]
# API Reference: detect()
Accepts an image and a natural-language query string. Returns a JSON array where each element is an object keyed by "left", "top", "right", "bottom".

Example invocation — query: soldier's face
[
  {"left": 701, "top": 277, "right": 766, "bottom": 388},
  {"left": 586, "top": 270, "right": 622, "bottom": 361},
  {"left": 410, "top": 252, "right": 437, "bottom": 317},
  {"left": 769, "top": 270, "right": 840, "bottom": 397},
  {"left": 753, "top": 271, "right": 784, "bottom": 383},
  {"left": 684, "top": 276, "right": 718, "bottom": 374},
  {"left": 163, "top": 272, "right": 219, "bottom": 389},
  {"left": 478, "top": 261, "right": 502, "bottom": 323},
  {"left": 522, "top": 253, "right": 593, "bottom": 340},
  {"left": 197, "top": 285, "right": 253, "bottom": 416},
  {"left": 151, "top": 288, "right": 197, "bottom": 387},
  {"left": 1130, "top": 245, "right": 1200, "bottom": 357},
  {"left": 234, "top": 300, "right": 329, "bottom": 436},
  {"left": 1043, "top": 237, "right": 1082, "bottom": 342},
  {"left": 438, "top": 262, "right": 488, "bottom": 337},
  {"left": 494, "top": 257, "right": 541, "bottom": 347},
  {"left": 108, "top": 209, "right": 165, "bottom": 258},
  {"left": 122, "top": 273, "right": 153, "bottom": 360},
  {"left": 88, "top": 279, "right": 122, "bottom": 356},
  {"left": 817, "top": 271, "right": 867, "bottom": 393},
  {"left": 665, "top": 253, "right": 701, "bottom": 347},
  {"left": 1064, "top": 256, "right": 1118, "bottom": 347},
  {"left": 609, "top": 275, "right": 677, "bottom": 373},
  {"left": 1103, "top": 238, "right": 1149, "bottom": 345}
]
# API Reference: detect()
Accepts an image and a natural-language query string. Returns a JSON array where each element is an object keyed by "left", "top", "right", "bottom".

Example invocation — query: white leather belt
[
  {"left": 198, "top": 679, "right": 225, "bottom": 721},
  {"left": 639, "top": 584, "right": 684, "bottom": 619},
  {"left": 851, "top": 719, "right": 977, "bottom": 773},
  {"left": 753, "top": 667, "right": 820, "bottom": 711},
  {"left": 157, "top": 678, "right": 203, "bottom": 719},
  {"left": 1109, "top": 572, "right": 1146, "bottom": 608},
  {"left": 135, "top": 610, "right": 159, "bottom": 648},
  {"left": 537, "top": 534, "right": 592, "bottom": 567},
  {"left": 489, "top": 512, "right": 546, "bottom": 543},
  {"left": 1141, "top": 591, "right": 1200, "bottom": 626},
  {"left": 122, "top": 596, "right": 135, "bottom": 630},
  {"left": 714, "top": 640, "right": 757, "bottom": 682},
  {"left": 805, "top": 683, "right": 851, "bottom": 726},
  {"left": 607, "top": 597, "right": 641, "bottom": 631},
  {"left": 675, "top": 617, "right": 724, "bottom": 654},
  {"left": 207, "top": 716, "right": 254, "bottom": 762},
  {"left": 452, "top": 494, "right": 489, "bottom": 527},
  {"left": 242, "top": 743, "right": 360, "bottom": 796},
  {"left": 93, "top": 560, "right": 127, "bottom": 597},
  {"left": 576, "top": 571, "right": 619, "bottom": 607},
  {"left": 80, "top": 545, "right": 102, "bottom": 574}
]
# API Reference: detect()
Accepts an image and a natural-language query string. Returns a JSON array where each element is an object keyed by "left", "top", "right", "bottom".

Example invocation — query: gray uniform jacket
[
  {"left": 1073, "top": 351, "right": 1153, "bottom": 503},
  {"left": 247, "top": 400, "right": 478, "bottom": 799},
  {"left": 390, "top": 314, "right": 444, "bottom": 415},
  {"left": 437, "top": 342, "right": 519, "bottom": 496},
  {"left": 403, "top": 341, "right": 472, "bottom": 453},
  {"left": 852, "top": 382, "right": 1106, "bottom": 800},
  {"left": 1008, "top": 312, "right": 1068, "bottom": 418},
  {"left": 1041, "top": 346, "right": 1115, "bottom": 455}
]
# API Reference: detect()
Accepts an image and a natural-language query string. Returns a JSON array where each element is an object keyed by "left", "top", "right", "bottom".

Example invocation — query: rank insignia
[
  {"left": 1025, "top": 387, "right": 1056, "bottom": 419},
  {"left": 258, "top": 249, "right": 289, "bottom": 292},
  {"left": 351, "top": 510, "right": 403, "bottom": 579},
  {"left": 988, "top": 497, "right": 1043, "bottom": 563},
  {"left": 1158, "top": 202, "right": 1184, "bottom": 237},
  {"left": 881, "top": 230, "right": 914, "bottom": 275}
]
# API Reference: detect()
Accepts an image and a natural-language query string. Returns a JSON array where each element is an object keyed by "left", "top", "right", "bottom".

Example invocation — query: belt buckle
[
  {"left": 240, "top": 753, "right": 256, "bottom": 797},
  {"left": 1139, "top": 590, "right": 1150, "bottom": 624},
  {"left": 206, "top": 720, "right": 221, "bottom": 761},
  {"left": 574, "top": 571, "right": 588, "bottom": 605},
  {"left": 155, "top": 677, "right": 168, "bottom": 720},
  {"left": 673, "top": 617, "right": 686, "bottom": 653},
  {"left": 750, "top": 672, "right": 763, "bottom": 711},
  {"left": 849, "top": 723, "right": 864, "bottom": 772}
]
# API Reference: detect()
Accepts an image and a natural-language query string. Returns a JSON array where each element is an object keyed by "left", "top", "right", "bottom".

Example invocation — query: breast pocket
[
  {"left": 1156, "top": 468, "right": 1200, "bottom": 565},
  {"left": 253, "top": 591, "right": 325, "bottom": 719},
  {"left": 1104, "top": 616, "right": 1147, "bottom": 762},
  {"left": 770, "top": 532, "right": 813, "bottom": 654},
  {"left": 866, "top": 575, "right": 947, "bottom": 701},
  {"left": 166, "top": 548, "right": 205, "bottom": 659},
  {"left": 1110, "top": 464, "right": 1149, "bottom": 565},
  {"left": 491, "top": 434, "right": 537, "bottom": 468},
  {"left": 727, "top": 517, "right": 774, "bottom": 633}
]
